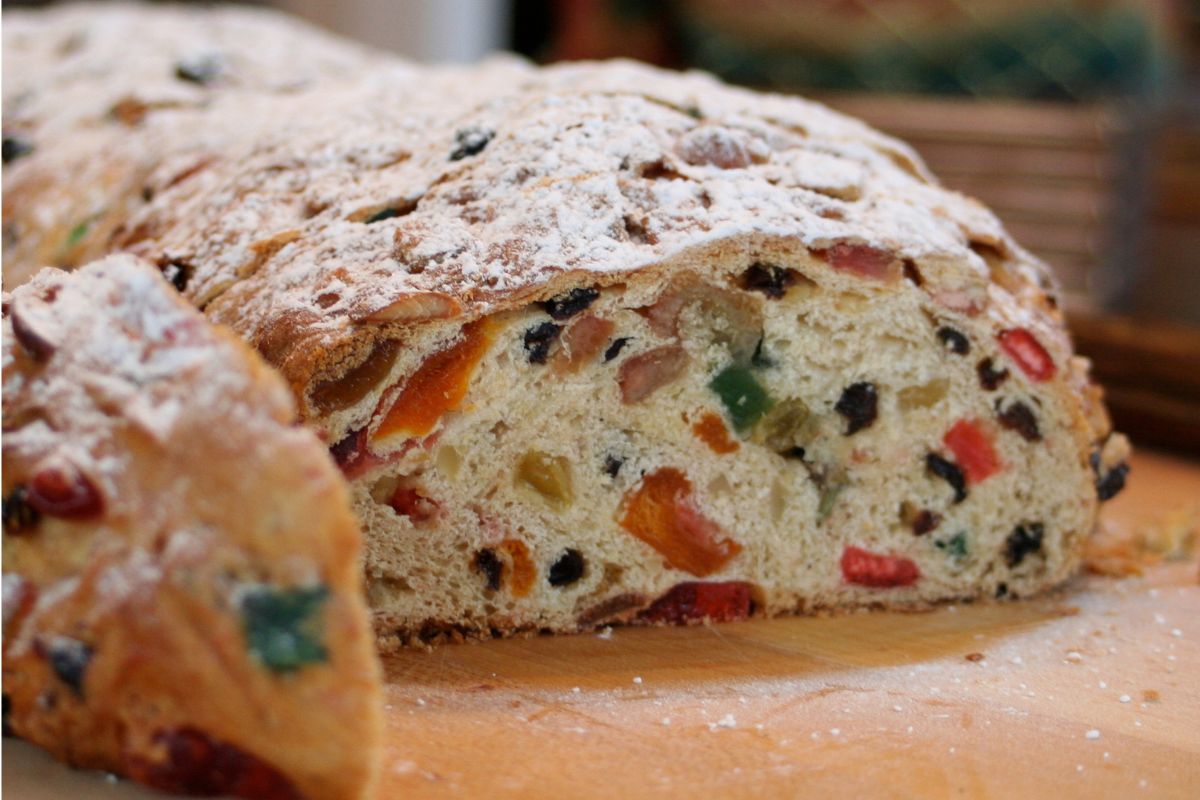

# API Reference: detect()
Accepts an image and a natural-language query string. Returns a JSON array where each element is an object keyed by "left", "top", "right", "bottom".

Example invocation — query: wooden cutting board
[{"left": 5, "top": 449, "right": 1198, "bottom": 799}]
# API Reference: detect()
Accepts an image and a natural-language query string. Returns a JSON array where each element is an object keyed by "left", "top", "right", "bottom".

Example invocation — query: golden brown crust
[{"left": 1, "top": 256, "right": 382, "bottom": 800}]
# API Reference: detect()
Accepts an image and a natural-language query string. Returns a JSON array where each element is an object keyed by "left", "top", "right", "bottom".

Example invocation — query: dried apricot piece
[
  {"left": 551, "top": 313, "right": 615, "bottom": 374},
  {"left": 500, "top": 539, "right": 536, "bottom": 598},
  {"left": 619, "top": 468, "right": 741, "bottom": 577},
  {"left": 372, "top": 318, "right": 496, "bottom": 444}
]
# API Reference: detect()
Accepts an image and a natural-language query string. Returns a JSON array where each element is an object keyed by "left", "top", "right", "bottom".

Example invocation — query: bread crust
[{"left": 2, "top": 256, "right": 382, "bottom": 800}]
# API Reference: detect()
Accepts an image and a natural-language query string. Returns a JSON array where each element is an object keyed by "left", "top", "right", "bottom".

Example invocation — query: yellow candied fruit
[
  {"left": 753, "top": 397, "right": 811, "bottom": 454},
  {"left": 897, "top": 378, "right": 949, "bottom": 410},
  {"left": 516, "top": 452, "right": 573, "bottom": 508}
]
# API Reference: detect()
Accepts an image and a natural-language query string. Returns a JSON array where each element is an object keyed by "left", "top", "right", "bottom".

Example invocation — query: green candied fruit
[
  {"left": 64, "top": 220, "right": 90, "bottom": 249},
  {"left": 709, "top": 365, "right": 772, "bottom": 433},
  {"left": 240, "top": 584, "right": 329, "bottom": 674},
  {"left": 936, "top": 532, "right": 968, "bottom": 561}
]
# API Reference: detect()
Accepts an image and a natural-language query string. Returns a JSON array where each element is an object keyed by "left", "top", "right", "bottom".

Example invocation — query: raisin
[
  {"left": 2, "top": 135, "right": 33, "bottom": 164},
  {"left": 977, "top": 358, "right": 1009, "bottom": 391},
  {"left": 2, "top": 486, "right": 40, "bottom": 534},
  {"left": 1095, "top": 462, "right": 1129, "bottom": 501},
  {"left": 926, "top": 453, "right": 967, "bottom": 504},
  {"left": 539, "top": 287, "right": 599, "bottom": 320},
  {"left": 174, "top": 55, "right": 222, "bottom": 85},
  {"left": 2, "top": 694, "right": 11, "bottom": 737},
  {"left": 38, "top": 636, "right": 93, "bottom": 697},
  {"left": 1005, "top": 523, "right": 1044, "bottom": 568},
  {"left": 995, "top": 582, "right": 1009, "bottom": 599},
  {"left": 603, "top": 455, "right": 624, "bottom": 478},
  {"left": 449, "top": 127, "right": 494, "bottom": 161},
  {"left": 937, "top": 326, "right": 970, "bottom": 355},
  {"left": 548, "top": 549, "right": 585, "bottom": 587},
  {"left": 639, "top": 582, "right": 754, "bottom": 624},
  {"left": 364, "top": 207, "right": 401, "bottom": 224},
  {"left": 329, "top": 427, "right": 366, "bottom": 471},
  {"left": 835, "top": 382, "right": 878, "bottom": 435},
  {"left": 28, "top": 464, "right": 103, "bottom": 519},
  {"left": 474, "top": 549, "right": 503, "bottom": 591},
  {"left": 996, "top": 399, "right": 1042, "bottom": 442},
  {"left": 128, "top": 727, "right": 302, "bottom": 800},
  {"left": 710, "top": 365, "right": 772, "bottom": 432},
  {"left": 239, "top": 585, "right": 329, "bottom": 673},
  {"left": 523, "top": 321, "right": 561, "bottom": 364},
  {"left": 160, "top": 261, "right": 192, "bottom": 292},
  {"left": 738, "top": 263, "right": 799, "bottom": 299},
  {"left": 604, "top": 337, "right": 630, "bottom": 362},
  {"left": 9, "top": 302, "right": 56, "bottom": 361},
  {"left": 900, "top": 502, "right": 941, "bottom": 535}
]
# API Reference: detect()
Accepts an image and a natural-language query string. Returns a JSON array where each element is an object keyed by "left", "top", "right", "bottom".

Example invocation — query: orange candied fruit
[
  {"left": 691, "top": 411, "right": 740, "bottom": 455},
  {"left": 371, "top": 318, "right": 496, "bottom": 444},
  {"left": 618, "top": 467, "right": 741, "bottom": 577},
  {"left": 500, "top": 539, "right": 536, "bottom": 598}
]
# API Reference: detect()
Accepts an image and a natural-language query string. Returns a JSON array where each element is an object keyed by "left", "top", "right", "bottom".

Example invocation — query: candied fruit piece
[
  {"left": 840, "top": 546, "right": 920, "bottom": 588},
  {"left": 639, "top": 581, "right": 754, "bottom": 624},
  {"left": 897, "top": 379, "right": 948, "bottom": 411},
  {"left": 943, "top": 418, "right": 1002, "bottom": 484},
  {"left": 125, "top": 726, "right": 301, "bottom": 800},
  {"left": 516, "top": 452, "right": 573, "bottom": 508},
  {"left": 1005, "top": 523, "right": 1044, "bottom": 568},
  {"left": 619, "top": 345, "right": 688, "bottom": 404},
  {"left": 997, "top": 328, "right": 1056, "bottom": 382},
  {"left": 309, "top": 339, "right": 400, "bottom": 414},
  {"left": 619, "top": 468, "right": 741, "bottom": 577},
  {"left": 27, "top": 463, "right": 103, "bottom": 519},
  {"left": 754, "top": 397, "right": 811, "bottom": 454},
  {"left": 548, "top": 549, "right": 585, "bottom": 587},
  {"left": 501, "top": 539, "right": 537, "bottom": 598},
  {"left": 710, "top": 365, "right": 772, "bottom": 432},
  {"left": 551, "top": 313, "right": 615, "bottom": 374},
  {"left": 936, "top": 532, "right": 969, "bottom": 561},
  {"left": 692, "top": 411, "right": 739, "bottom": 454},
  {"left": 819, "top": 243, "right": 900, "bottom": 282},
  {"left": 239, "top": 584, "right": 329, "bottom": 674},
  {"left": 372, "top": 318, "right": 496, "bottom": 444},
  {"left": 835, "top": 382, "right": 878, "bottom": 435},
  {"left": 388, "top": 485, "right": 440, "bottom": 525}
]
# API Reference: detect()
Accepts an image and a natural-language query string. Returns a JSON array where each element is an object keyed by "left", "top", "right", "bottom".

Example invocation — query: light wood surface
[{"left": 5, "top": 450, "right": 1198, "bottom": 799}]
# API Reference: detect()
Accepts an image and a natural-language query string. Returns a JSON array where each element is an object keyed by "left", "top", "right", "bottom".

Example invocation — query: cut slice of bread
[
  {"left": 1, "top": 255, "right": 382, "bottom": 799},
  {"left": 1, "top": 8, "right": 1129, "bottom": 648}
]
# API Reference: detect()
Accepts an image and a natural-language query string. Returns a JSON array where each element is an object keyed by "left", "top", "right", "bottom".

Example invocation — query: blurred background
[{"left": 5, "top": 0, "right": 1199, "bottom": 452}]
